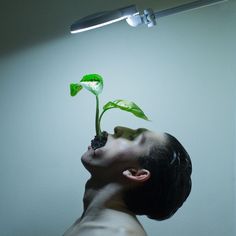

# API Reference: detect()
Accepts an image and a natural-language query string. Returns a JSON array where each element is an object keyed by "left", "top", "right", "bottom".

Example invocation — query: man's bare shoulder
[
  {"left": 64, "top": 223, "right": 146, "bottom": 236},
  {"left": 63, "top": 209, "right": 147, "bottom": 236}
]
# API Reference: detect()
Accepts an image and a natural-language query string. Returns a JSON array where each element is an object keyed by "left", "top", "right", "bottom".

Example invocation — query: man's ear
[{"left": 122, "top": 168, "right": 150, "bottom": 183}]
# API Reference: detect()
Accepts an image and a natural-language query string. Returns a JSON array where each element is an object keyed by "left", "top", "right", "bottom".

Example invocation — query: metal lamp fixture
[
  {"left": 70, "top": 0, "right": 227, "bottom": 34},
  {"left": 70, "top": 5, "right": 139, "bottom": 33}
]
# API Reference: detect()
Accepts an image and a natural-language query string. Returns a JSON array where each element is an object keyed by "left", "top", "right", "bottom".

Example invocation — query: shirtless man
[{"left": 63, "top": 126, "right": 192, "bottom": 236}]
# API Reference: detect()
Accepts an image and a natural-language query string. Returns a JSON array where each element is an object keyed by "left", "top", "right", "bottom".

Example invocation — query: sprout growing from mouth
[{"left": 70, "top": 74, "right": 149, "bottom": 149}]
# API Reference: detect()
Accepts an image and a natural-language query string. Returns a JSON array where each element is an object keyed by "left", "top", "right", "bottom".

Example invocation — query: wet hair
[{"left": 123, "top": 133, "right": 192, "bottom": 221}]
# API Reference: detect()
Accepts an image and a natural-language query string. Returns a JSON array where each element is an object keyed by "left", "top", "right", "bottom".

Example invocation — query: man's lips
[
  {"left": 87, "top": 145, "right": 103, "bottom": 157},
  {"left": 94, "top": 148, "right": 103, "bottom": 156},
  {"left": 87, "top": 133, "right": 112, "bottom": 156},
  {"left": 87, "top": 146, "right": 95, "bottom": 156}
]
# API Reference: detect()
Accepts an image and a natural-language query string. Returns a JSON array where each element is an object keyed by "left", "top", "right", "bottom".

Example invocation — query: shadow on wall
[
  {"left": 0, "top": 0, "right": 192, "bottom": 58},
  {"left": 0, "top": 0, "right": 77, "bottom": 57}
]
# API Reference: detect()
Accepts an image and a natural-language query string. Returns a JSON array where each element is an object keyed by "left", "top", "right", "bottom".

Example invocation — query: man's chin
[{"left": 81, "top": 147, "right": 94, "bottom": 165}]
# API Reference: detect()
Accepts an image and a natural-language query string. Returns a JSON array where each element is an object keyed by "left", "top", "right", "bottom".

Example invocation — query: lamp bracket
[{"left": 143, "top": 9, "right": 157, "bottom": 27}]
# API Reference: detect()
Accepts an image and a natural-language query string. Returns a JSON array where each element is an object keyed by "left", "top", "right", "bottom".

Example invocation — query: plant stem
[
  {"left": 98, "top": 107, "right": 114, "bottom": 134},
  {"left": 98, "top": 110, "right": 105, "bottom": 135},
  {"left": 95, "top": 95, "right": 101, "bottom": 136}
]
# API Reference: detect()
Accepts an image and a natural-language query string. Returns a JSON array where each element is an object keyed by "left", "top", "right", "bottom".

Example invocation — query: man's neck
[
  {"left": 63, "top": 177, "right": 147, "bottom": 236},
  {"left": 82, "top": 177, "right": 131, "bottom": 219}
]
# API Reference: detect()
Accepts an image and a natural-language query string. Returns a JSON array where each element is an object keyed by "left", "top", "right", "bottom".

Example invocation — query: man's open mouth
[{"left": 91, "top": 131, "right": 108, "bottom": 150}]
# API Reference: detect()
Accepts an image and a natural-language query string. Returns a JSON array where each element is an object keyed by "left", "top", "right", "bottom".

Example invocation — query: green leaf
[
  {"left": 80, "top": 74, "right": 103, "bottom": 96},
  {"left": 103, "top": 99, "right": 149, "bottom": 121},
  {"left": 70, "top": 83, "right": 83, "bottom": 96}
]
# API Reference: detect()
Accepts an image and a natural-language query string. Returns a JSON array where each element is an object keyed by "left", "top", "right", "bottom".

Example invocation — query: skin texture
[{"left": 63, "top": 127, "right": 167, "bottom": 236}]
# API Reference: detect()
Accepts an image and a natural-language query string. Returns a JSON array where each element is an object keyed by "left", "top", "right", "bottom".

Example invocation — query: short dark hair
[{"left": 123, "top": 133, "right": 192, "bottom": 221}]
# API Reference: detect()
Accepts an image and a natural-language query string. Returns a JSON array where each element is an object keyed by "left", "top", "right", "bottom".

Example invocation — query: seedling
[{"left": 70, "top": 74, "right": 149, "bottom": 149}]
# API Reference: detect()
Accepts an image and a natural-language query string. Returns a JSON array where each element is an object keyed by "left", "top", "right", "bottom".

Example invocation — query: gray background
[{"left": 0, "top": 0, "right": 235, "bottom": 235}]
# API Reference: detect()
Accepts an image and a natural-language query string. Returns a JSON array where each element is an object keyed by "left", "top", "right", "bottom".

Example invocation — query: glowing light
[{"left": 71, "top": 16, "right": 130, "bottom": 34}]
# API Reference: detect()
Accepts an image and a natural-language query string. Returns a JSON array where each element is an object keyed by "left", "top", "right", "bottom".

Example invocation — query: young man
[{"left": 63, "top": 126, "right": 192, "bottom": 236}]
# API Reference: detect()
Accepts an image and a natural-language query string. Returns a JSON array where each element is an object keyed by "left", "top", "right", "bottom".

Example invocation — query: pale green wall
[{"left": 0, "top": 1, "right": 235, "bottom": 236}]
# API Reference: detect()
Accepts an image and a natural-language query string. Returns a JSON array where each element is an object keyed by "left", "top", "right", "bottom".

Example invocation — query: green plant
[{"left": 70, "top": 74, "right": 149, "bottom": 148}]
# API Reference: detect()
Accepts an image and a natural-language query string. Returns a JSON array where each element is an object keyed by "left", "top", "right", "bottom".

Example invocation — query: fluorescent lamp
[
  {"left": 70, "top": 0, "right": 227, "bottom": 34},
  {"left": 70, "top": 5, "right": 138, "bottom": 34}
]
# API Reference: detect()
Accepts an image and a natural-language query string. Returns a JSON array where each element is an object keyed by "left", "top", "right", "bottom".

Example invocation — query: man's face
[{"left": 81, "top": 126, "right": 166, "bottom": 179}]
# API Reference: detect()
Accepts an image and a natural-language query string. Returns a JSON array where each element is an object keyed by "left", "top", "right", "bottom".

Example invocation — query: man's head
[
  {"left": 81, "top": 126, "right": 153, "bottom": 180},
  {"left": 121, "top": 128, "right": 192, "bottom": 221},
  {"left": 81, "top": 126, "right": 192, "bottom": 220}
]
